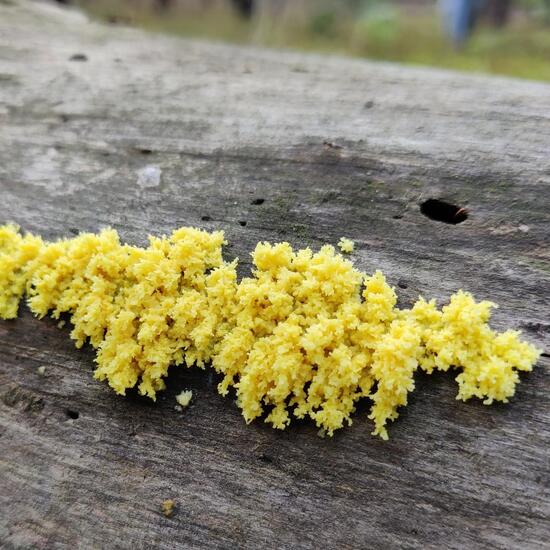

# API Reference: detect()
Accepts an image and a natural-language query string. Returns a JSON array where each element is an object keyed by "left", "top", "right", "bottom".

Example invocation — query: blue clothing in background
[{"left": 439, "top": 0, "right": 484, "bottom": 46}]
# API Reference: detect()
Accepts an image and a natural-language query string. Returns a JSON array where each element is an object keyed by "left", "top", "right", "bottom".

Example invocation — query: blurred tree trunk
[
  {"left": 231, "top": 0, "right": 255, "bottom": 18},
  {"left": 154, "top": 0, "right": 172, "bottom": 12},
  {"left": 484, "top": 0, "right": 511, "bottom": 27}
]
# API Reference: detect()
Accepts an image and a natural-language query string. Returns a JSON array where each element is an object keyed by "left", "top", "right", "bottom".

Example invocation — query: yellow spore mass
[
  {"left": 0, "top": 225, "right": 541, "bottom": 439},
  {"left": 338, "top": 237, "right": 355, "bottom": 253},
  {"left": 176, "top": 390, "right": 193, "bottom": 408},
  {"left": 0, "top": 224, "right": 42, "bottom": 319}
]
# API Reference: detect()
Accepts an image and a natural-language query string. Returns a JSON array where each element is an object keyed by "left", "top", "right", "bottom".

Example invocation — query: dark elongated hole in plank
[
  {"left": 397, "top": 279, "right": 408, "bottom": 289},
  {"left": 251, "top": 198, "right": 265, "bottom": 205},
  {"left": 66, "top": 409, "right": 79, "bottom": 420},
  {"left": 420, "top": 199, "right": 468, "bottom": 224}
]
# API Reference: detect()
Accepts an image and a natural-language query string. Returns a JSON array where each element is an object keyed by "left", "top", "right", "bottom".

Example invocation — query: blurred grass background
[{"left": 74, "top": 0, "right": 550, "bottom": 81}]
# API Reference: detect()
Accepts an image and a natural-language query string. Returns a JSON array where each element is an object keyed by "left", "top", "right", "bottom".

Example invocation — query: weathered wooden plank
[{"left": 0, "top": 2, "right": 549, "bottom": 549}]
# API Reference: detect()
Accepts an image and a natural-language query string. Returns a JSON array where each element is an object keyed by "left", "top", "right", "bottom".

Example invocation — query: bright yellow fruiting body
[
  {"left": 0, "top": 225, "right": 541, "bottom": 439},
  {"left": 0, "top": 224, "right": 43, "bottom": 319},
  {"left": 338, "top": 237, "right": 355, "bottom": 253},
  {"left": 176, "top": 390, "right": 193, "bottom": 408}
]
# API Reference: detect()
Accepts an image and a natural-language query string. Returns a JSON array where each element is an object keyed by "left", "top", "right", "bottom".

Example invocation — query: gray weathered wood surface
[{"left": 1, "top": 2, "right": 549, "bottom": 548}]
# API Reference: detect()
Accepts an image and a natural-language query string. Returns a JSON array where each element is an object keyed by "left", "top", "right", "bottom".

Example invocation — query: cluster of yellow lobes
[{"left": 0, "top": 224, "right": 540, "bottom": 439}]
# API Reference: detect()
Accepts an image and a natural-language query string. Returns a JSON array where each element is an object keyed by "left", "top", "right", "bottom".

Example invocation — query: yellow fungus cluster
[
  {"left": 338, "top": 237, "right": 355, "bottom": 254},
  {"left": 0, "top": 225, "right": 42, "bottom": 319},
  {"left": 176, "top": 390, "right": 193, "bottom": 408},
  {"left": 0, "top": 224, "right": 541, "bottom": 439}
]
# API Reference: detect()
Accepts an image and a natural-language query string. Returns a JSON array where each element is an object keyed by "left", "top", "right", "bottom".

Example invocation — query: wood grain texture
[{"left": 1, "top": 2, "right": 549, "bottom": 549}]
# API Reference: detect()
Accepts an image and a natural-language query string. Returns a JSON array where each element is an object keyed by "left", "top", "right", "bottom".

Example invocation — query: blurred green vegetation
[{"left": 77, "top": 0, "right": 550, "bottom": 81}]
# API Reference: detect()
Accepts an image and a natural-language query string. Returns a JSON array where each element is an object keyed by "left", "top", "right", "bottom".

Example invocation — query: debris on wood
[{"left": 161, "top": 499, "right": 176, "bottom": 518}]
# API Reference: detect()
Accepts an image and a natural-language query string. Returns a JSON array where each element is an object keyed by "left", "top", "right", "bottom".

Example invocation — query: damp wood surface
[{"left": 1, "top": 2, "right": 550, "bottom": 549}]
